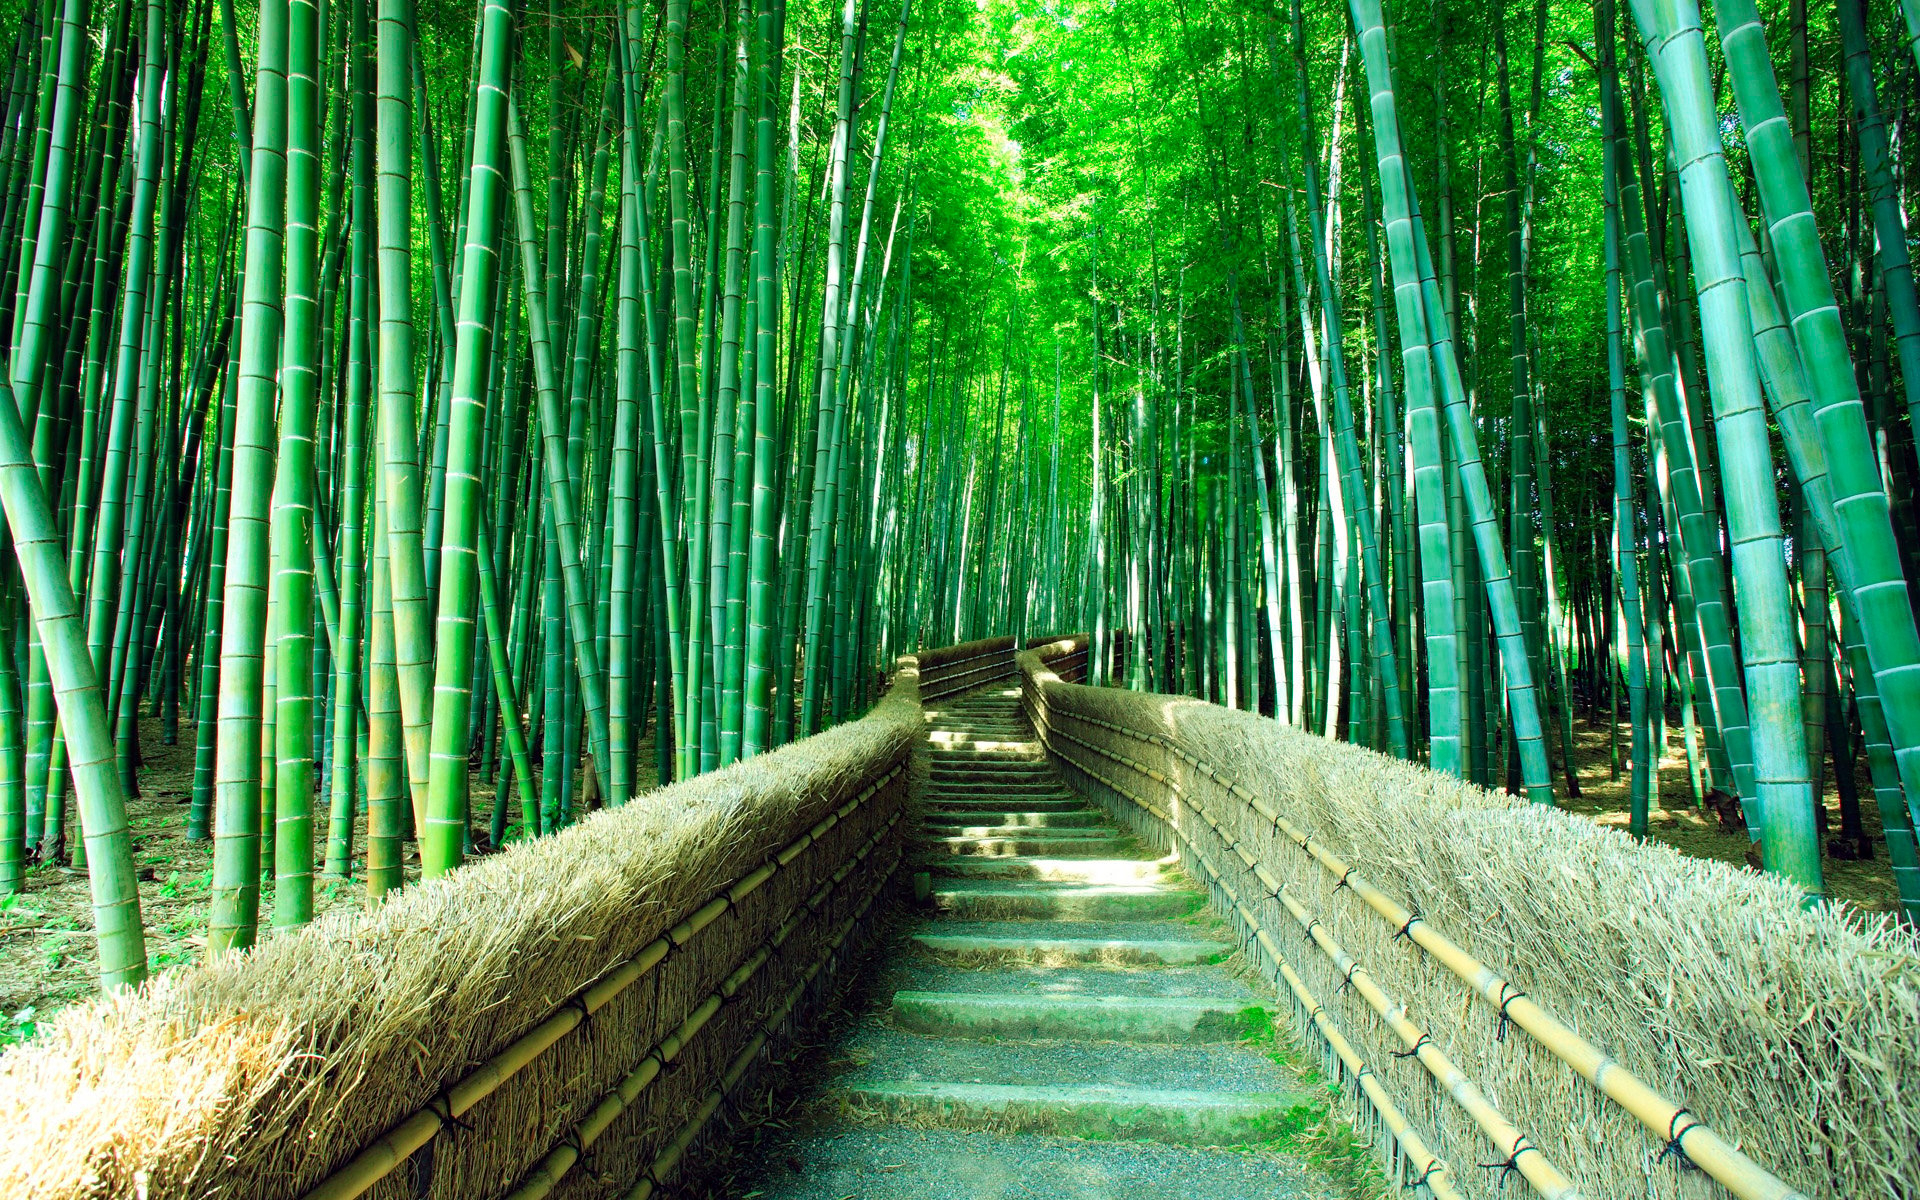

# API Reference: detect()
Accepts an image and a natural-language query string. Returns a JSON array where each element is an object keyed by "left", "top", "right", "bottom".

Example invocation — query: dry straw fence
[
  {"left": 0, "top": 649, "right": 990, "bottom": 1200},
  {"left": 1020, "top": 638, "right": 1920, "bottom": 1200},
  {"left": 913, "top": 632, "right": 1089, "bottom": 703}
]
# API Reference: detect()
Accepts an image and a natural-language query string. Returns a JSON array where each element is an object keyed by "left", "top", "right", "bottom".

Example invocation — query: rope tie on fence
[
  {"left": 1391, "top": 1033, "right": 1433, "bottom": 1060},
  {"left": 1495, "top": 982, "right": 1527, "bottom": 1042},
  {"left": 424, "top": 1094, "right": 474, "bottom": 1136},
  {"left": 1409, "top": 1160, "right": 1444, "bottom": 1191},
  {"left": 1477, "top": 1136, "right": 1535, "bottom": 1189},
  {"left": 562, "top": 993, "right": 594, "bottom": 1031},
  {"left": 1336, "top": 865, "right": 1356, "bottom": 891},
  {"left": 1392, "top": 910, "right": 1422, "bottom": 942},
  {"left": 1337, "top": 960, "right": 1361, "bottom": 997},
  {"left": 1661, "top": 1108, "right": 1702, "bottom": 1170}
]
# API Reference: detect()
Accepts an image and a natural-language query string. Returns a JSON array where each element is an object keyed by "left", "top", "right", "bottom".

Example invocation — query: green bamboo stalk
[
  {"left": 419, "top": 0, "right": 513, "bottom": 877},
  {"left": 1837, "top": 0, "right": 1920, "bottom": 441},
  {"left": 506, "top": 95, "right": 613, "bottom": 793},
  {"left": 1628, "top": 0, "right": 1821, "bottom": 894},
  {"left": 365, "top": 444, "right": 404, "bottom": 896},
  {"left": 740, "top": 0, "right": 783, "bottom": 757},
  {"left": 269, "top": 0, "right": 325, "bottom": 927},
  {"left": 209, "top": 0, "right": 291, "bottom": 958},
  {"left": 1715, "top": 0, "right": 1920, "bottom": 909},
  {"left": 1600, "top": 0, "right": 1650, "bottom": 833}
]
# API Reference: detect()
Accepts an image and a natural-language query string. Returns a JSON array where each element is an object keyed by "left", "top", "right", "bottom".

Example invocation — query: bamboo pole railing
[
  {"left": 1018, "top": 641, "right": 1812, "bottom": 1200},
  {"left": 298, "top": 648, "right": 928, "bottom": 1200},
  {"left": 302, "top": 755, "right": 909, "bottom": 1200}
]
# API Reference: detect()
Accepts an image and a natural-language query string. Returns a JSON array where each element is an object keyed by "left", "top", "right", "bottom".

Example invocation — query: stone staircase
[{"left": 737, "top": 685, "right": 1332, "bottom": 1199}]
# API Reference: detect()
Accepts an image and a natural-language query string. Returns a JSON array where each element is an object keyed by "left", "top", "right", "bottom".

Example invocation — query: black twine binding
[
  {"left": 1393, "top": 910, "right": 1423, "bottom": 942},
  {"left": 1335, "top": 961, "right": 1362, "bottom": 997},
  {"left": 1494, "top": 983, "right": 1526, "bottom": 1042},
  {"left": 426, "top": 1095, "right": 475, "bottom": 1136},
  {"left": 1391, "top": 1033, "right": 1433, "bottom": 1060},
  {"left": 1477, "top": 1138, "right": 1533, "bottom": 1190},
  {"left": 563, "top": 993, "right": 594, "bottom": 1032},
  {"left": 1660, "top": 1108, "right": 1702, "bottom": 1171},
  {"left": 1408, "top": 1161, "right": 1443, "bottom": 1192},
  {"left": 1336, "top": 866, "right": 1356, "bottom": 891}
]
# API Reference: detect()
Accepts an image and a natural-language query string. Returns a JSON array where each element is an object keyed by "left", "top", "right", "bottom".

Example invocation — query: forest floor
[
  {"left": 0, "top": 716, "right": 657, "bottom": 1046},
  {"left": 1557, "top": 711, "right": 1900, "bottom": 915}
]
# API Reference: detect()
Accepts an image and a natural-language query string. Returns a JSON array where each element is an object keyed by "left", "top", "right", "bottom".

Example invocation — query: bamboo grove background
[
  {"left": 896, "top": 0, "right": 1920, "bottom": 922},
  {"left": 3, "top": 0, "right": 1920, "bottom": 990}
]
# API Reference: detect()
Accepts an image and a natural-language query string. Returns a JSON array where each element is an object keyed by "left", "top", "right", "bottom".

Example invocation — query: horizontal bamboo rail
[
  {"left": 621, "top": 826, "right": 900, "bottom": 1200},
  {"left": 919, "top": 640, "right": 1019, "bottom": 700},
  {"left": 301, "top": 759, "right": 908, "bottom": 1200},
  {"left": 1020, "top": 698, "right": 1463, "bottom": 1197},
  {"left": 1021, "top": 663, "right": 1812, "bottom": 1200},
  {"left": 918, "top": 634, "right": 1088, "bottom": 701},
  {"left": 505, "top": 807, "right": 906, "bottom": 1200},
  {"left": 1048, "top": 717, "right": 1576, "bottom": 1199}
]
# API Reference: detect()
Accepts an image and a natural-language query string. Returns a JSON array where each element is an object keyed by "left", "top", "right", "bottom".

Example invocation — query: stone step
[
  {"left": 911, "top": 927, "right": 1233, "bottom": 966},
  {"left": 923, "top": 810, "right": 1107, "bottom": 830},
  {"left": 895, "top": 959, "right": 1261, "bottom": 1001},
  {"left": 925, "top": 787, "right": 1069, "bottom": 802},
  {"left": 928, "top": 835, "right": 1137, "bottom": 859},
  {"left": 918, "top": 795, "right": 1086, "bottom": 812},
  {"left": 928, "top": 858, "right": 1172, "bottom": 884},
  {"left": 924, "top": 779, "right": 1059, "bottom": 794},
  {"left": 833, "top": 1028, "right": 1309, "bottom": 1146},
  {"left": 932, "top": 881, "right": 1205, "bottom": 921},
  {"left": 738, "top": 1127, "right": 1329, "bottom": 1200},
  {"left": 922, "top": 796, "right": 1080, "bottom": 811},
  {"left": 893, "top": 991, "right": 1268, "bottom": 1043},
  {"left": 838, "top": 1081, "right": 1307, "bottom": 1147},
  {"left": 926, "top": 826, "right": 1117, "bottom": 844},
  {"left": 926, "top": 752, "right": 1047, "bottom": 767},
  {"left": 925, "top": 772, "right": 1062, "bottom": 787},
  {"left": 927, "top": 750, "right": 1048, "bottom": 763}
]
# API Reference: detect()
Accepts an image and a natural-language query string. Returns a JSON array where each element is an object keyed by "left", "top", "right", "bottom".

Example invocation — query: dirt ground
[
  {"left": 0, "top": 716, "right": 658, "bottom": 1045},
  {"left": 1554, "top": 709, "right": 1900, "bottom": 915}
]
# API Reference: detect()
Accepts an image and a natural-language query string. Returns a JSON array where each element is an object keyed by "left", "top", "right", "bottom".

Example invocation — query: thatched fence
[
  {"left": 1020, "top": 638, "right": 1920, "bottom": 1200},
  {"left": 0, "top": 656, "right": 932, "bottom": 1200},
  {"left": 912, "top": 632, "right": 1089, "bottom": 702}
]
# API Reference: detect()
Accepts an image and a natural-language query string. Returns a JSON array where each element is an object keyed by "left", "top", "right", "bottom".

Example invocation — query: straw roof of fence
[
  {"left": 1025, "top": 655, "right": 1920, "bottom": 1200},
  {"left": 0, "top": 673, "right": 922, "bottom": 1200}
]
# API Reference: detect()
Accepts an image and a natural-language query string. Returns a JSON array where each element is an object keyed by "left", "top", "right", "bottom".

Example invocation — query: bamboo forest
[{"left": 0, "top": 0, "right": 1917, "bottom": 1193}]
